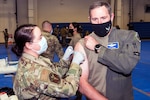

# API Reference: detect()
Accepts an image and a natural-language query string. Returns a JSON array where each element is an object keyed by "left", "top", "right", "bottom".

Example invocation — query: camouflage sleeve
[
  {"left": 23, "top": 62, "right": 82, "bottom": 98},
  {"left": 54, "top": 36, "right": 64, "bottom": 59},
  {"left": 52, "top": 58, "right": 71, "bottom": 76},
  {"left": 41, "top": 56, "right": 70, "bottom": 76}
]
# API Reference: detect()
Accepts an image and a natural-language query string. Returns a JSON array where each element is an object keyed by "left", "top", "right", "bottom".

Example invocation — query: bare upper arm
[{"left": 74, "top": 42, "right": 89, "bottom": 80}]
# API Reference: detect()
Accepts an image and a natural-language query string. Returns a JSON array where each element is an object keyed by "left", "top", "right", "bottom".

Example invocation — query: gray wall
[{"left": 17, "top": 0, "right": 28, "bottom": 26}]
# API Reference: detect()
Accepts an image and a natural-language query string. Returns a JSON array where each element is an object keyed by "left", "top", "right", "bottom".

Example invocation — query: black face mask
[
  {"left": 92, "top": 20, "right": 112, "bottom": 37},
  {"left": 69, "top": 29, "right": 74, "bottom": 35}
]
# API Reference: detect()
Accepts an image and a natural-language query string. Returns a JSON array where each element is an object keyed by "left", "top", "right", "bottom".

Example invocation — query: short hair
[
  {"left": 89, "top": 0, "right": 112, "bottom": 16},
  {"left": 42, "top": 20, "right": 51, "bottom": 28}
]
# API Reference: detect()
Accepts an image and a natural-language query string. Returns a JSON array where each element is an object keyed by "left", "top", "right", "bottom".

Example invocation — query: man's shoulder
[
  {"left": 49, "top": 35, "right": 59, "bottom": 41},
  {"left": 50, "top": 34, "right": 57, "bottom": 38},
  {"left": 111, "top": 28, "right": 139, "bottom": 41},
  {"left": 112, "top": 28, "right": 136, "bottom": 35},
  {"left": 44, "top": 33, "right": 58, "bottom": 40},
  {"left": 42, "top": 31, "right": 49, "bottom": 35},
  {"left": 77, "top": 33, "right": 94, "bottom": 46},
  {"left": 78, "top": 38, "right": 84, "bottom": 45}
]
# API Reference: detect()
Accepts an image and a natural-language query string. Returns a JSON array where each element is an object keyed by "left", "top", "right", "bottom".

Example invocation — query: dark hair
[
  {"left": 71, "top": 22, "right": 81, "bottom": 33},
  {"left": 115, "top": 25, "right": 120, "bottom": 29},
  {"left": 89, "top": 0, "right": 112, "bottom": 16},
  {"left": 5, "top": 28, "right": 8, "bottom": 32},
  {"left": 12, "top": 24, "right": 37, "bottom": 56}
]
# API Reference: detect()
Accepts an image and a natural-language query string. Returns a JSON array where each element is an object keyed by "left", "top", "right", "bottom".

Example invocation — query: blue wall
[
  {"left": 52, "top": 22, "right": 150, "bottom": 39},
  {"left": 52, "top": 23, "right": 92, "bottom": 37},
  {"left": 130, "top": 22, "right": 150, "bottom": 39}
]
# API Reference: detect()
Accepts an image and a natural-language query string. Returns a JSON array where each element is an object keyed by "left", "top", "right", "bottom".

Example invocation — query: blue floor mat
[
  {"left": 132, "top": 40, "right": 150, "bottom": 100},
  {"left": 0, "top": 74, "right": 13, "bottom": 88},
  {"left": 134, "top": 90, "right": 150, "bottom": 100}
]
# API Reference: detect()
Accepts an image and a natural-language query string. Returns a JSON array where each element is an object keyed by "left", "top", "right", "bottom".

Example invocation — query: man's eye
[
  {"left": 92, "top": 18, "right": 97, "bottom": 21},
  {"left": 101, "top": 17, "right": 106, "bottom": 20}
]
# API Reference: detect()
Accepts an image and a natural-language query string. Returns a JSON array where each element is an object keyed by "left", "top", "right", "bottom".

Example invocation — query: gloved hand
[
  {"left": 62, "top": 46, "right": 74, "bottom": 61},
  {"left": 72, "top": 51, "right": 85, "bottom": 65}
]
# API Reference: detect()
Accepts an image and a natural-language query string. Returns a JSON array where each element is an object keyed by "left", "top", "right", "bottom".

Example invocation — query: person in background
[
  {"left": 12, "top": 24, "right": 85, "bottom": 100},
  {"left": 60, "top": 26, "right": 68, "bottom": 47},
  {"left": 41, "top": 20, "right": 64, "bottom": 62},
  {"left": 68, "top": 22, "right": 82, "bottom": 48},
  {"left": 54, "top": 24, "right": 60, "bottom": 41},
  {"left": 75, "top": 0, "right": 141, "bottom": 100},
  {"left": 3, "top": 28, "right": 9, "bottom": 48},
  {"left": 115, "top": 25, "right": 120, "bottom": 29}
]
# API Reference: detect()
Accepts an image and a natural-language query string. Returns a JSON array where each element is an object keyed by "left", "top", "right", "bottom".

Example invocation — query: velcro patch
[
  {"left": 108, "top": 42, "right": 119, "bottom": 49},
  {"left": 40, "top": 69, "right": 50, "bottom": 82}
]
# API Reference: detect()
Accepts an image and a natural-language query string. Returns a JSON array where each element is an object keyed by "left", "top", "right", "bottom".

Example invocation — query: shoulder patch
[{"left": 49, "top": 73, "right": 61, "bottom": 84}]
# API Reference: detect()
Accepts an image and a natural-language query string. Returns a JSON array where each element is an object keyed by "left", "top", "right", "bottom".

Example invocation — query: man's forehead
[{"left": 90, "top": 6, "right": 109, "bottom": 15}]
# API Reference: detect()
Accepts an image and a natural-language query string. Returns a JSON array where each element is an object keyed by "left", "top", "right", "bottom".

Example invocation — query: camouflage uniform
[
  {"left": 41, "top": 31, "right": 64, "bottom": 61},
  {"left": 13, "top": 53, "right": 82, "bottom": 100},
  {"left": 60, "top": 27, "right": 68, "bottom": 46},
  {"left": 53, "top": 27, "right": 60, "bottom": 40}
]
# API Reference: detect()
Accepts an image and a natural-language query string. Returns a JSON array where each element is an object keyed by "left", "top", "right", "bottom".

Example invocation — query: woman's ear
[
  {"left": 88, "top": 16, "right": 90, "bottom": 20},
  {"left": 25, "top": 42, "right": 32, "bottom": 49}
]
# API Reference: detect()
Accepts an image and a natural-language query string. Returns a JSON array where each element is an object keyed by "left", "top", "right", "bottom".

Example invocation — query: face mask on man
[
  {"left": 32, "top": 36, "right": 48, "bottom": 54},
  {"left": 92, "top": 20, "right": 112, "bottom": 37}
]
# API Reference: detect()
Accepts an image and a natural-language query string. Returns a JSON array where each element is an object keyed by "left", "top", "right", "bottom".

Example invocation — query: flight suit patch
[
  {"left": 40, "top": 69, "right": 49, "bottom": 82},
  {"left": 108, "top": 42, "right": 119, "bottom": 49}
]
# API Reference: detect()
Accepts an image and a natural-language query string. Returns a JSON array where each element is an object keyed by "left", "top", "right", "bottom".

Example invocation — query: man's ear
[
  {"left": 111, "top": 13, "right": 114, "bottom": 22},
  {"left": 25, "top": 42, "right": 32, "bottom": 49},
  {"left": 88, "top": 16, "right": 91, "bottom": 22},
  {"left": 88, "top": 16, "right": 90, "bottom": 20}
]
